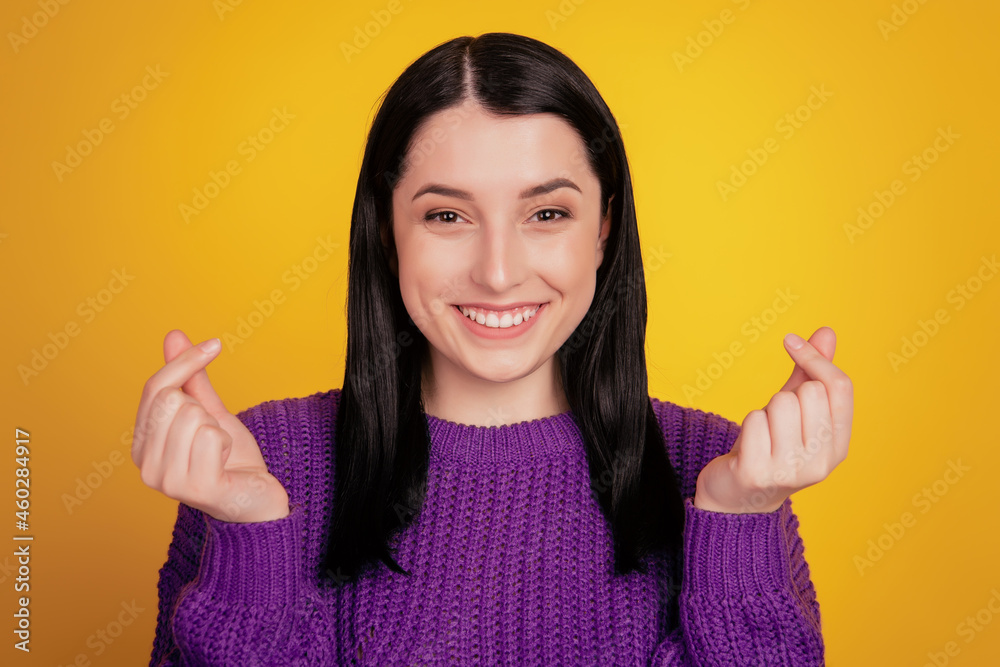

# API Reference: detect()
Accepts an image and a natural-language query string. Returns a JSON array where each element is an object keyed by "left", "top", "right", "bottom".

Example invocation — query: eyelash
[{"left": 424, "top": 208, "right": 571, "bottom": 224}]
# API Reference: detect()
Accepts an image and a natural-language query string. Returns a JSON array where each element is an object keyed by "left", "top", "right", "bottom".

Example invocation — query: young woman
[{"left": 135, "top": 32, "right": 852, "bottom": 665}]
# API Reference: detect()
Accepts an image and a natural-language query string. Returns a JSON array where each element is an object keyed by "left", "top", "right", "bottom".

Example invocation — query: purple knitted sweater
[{"left": 149, "top": 388, "right": 824, "bottom": 665}]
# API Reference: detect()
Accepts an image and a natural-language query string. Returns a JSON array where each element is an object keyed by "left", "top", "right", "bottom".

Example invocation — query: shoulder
[
  {"left": 232, "top": 388, "right": 342, "bottom": 508},
  {"left": 649, "top": 396, "right": 742, "bottom": 498}
]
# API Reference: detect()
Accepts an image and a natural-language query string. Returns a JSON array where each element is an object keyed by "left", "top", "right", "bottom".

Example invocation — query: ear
[{"left": 596, "top": 194, "right": 614, "bottom": 270}]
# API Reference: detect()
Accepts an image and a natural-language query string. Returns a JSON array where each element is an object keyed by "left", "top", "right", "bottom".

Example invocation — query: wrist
[
  {"left": 208, "top": 481, "right": 290, "bottom": 523},
  {"left": 693, "top": 486, "right": 786, "bottom": 514}
]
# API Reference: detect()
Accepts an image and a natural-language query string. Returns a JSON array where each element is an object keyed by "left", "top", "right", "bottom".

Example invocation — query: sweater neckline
[{"left": 424, "top": 409, "right": 584, "bottom": 466}]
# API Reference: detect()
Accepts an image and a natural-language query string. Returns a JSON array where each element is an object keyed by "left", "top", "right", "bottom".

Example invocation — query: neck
[{"left": 420, "top": 349, "right": 571, "bottom": 427}]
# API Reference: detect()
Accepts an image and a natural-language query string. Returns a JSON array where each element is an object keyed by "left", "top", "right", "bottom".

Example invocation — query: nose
[{"left": 469, "top": 214, "right": 527, "bottom": 293}]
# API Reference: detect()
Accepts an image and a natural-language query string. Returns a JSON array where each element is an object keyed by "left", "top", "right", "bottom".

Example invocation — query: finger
[
  {"left": 781, "top": 328, "right": 853, "bottom": 458},
  {"left": 794, "top": 380, "right": 834, "bottom": 481},
  {"left": 135, "top": 387, "right": 195, "bottom": 486},
  {"left": 133, "top": 378, "right": 188, "bottom": 463},
  {"left": 186, "top": 424, "right": 231, "bottom": 515},
  {"left": 779, "top": 326, "right": 836, "bottom": 393},
  {"left": 137, "top": 330, "right": 218, "bottom": 434},
  {"left": 736, "top": 409, "right": 772, "bottom": 487},
  {"left": 186, "top": 423, "right": 231, "bottom": 506},
  {"left": 163, "top": 329, "right": 231, "bottom": 418},
  {"left": 136, "top": 331, "right": 223, "bottom": 437},
  {"left": 159, "top": 401, "right": 220, "bottom": 499},
  {"left": 763, "top": 391, "right": 802, "bottom": 474}
]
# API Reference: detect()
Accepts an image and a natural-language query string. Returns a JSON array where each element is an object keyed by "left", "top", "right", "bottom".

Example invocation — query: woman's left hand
[{"left": 694, "top": 326, "right": 853, "bottom": 514}]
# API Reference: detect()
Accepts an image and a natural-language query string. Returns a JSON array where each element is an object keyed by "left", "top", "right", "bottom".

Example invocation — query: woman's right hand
[{"left": 131, "top": 329, "right": 290, "bottom": 523}]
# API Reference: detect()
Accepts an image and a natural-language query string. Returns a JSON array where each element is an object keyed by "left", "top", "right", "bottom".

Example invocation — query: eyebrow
[{"left": 411, "top": 177, "right": 582, "bottom": 202}]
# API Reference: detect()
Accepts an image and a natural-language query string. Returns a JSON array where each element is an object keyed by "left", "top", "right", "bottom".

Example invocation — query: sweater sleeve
[
  {"left": 650, "top": 497, "right": 824, "bottom": 665},
  {"left": 168, "top": 504, "right": 336, "bottom": 665},
  {"left": 649, "top": 398, "right": 825, "bottom": 666},
  {"left": 148, "top": 500, "right": 207, "bottom": 666},
  {"left": 147, "top": 393, "right": 338, "bottom": 666}
]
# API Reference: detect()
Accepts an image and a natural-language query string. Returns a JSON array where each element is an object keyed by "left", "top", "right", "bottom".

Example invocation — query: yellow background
[{"left": 2, "top": 0, "right": 998, "bottom": 664}]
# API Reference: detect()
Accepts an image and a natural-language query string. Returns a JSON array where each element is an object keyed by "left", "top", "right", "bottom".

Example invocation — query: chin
[{"left": 460, "top": 354, "right": 539, "bottom": 383}]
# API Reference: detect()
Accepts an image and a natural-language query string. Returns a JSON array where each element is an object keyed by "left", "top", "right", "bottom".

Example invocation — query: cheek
[
  {"left": 557, "top": 238, "right": 601, "bottom": 316},
  {"left": 537, "top": 234, "right": 599, "bottom": 284},
  {"left": 396, "top": 239, "right": 461, "bottom": 312}
]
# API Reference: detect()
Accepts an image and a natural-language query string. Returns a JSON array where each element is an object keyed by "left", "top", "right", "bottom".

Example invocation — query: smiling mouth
[{"left": 454, "top": 303, "right": 543, "bottom": 329}]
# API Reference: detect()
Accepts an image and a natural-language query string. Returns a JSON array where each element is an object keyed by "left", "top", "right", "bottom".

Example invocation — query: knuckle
[
  {"left": 808, "top": 464, "right": 830, "bottom": 485},
  {"left": 136, "top": 413, "right": 158, "bottom": 438},
  {"left": 153, "top": 386, "right": 181, "bottom": 410},
  {"left": 833, "top": 374, "right": 853, "bottom": 395},
  {"left": 175, "top": 401, "right": 205, "bottom": 421},
  {"left": 776, "top": 390, "right": 798, "bottom": 403},
  {"left": 195, "top": 423, "right": 226, "bottom": 447},
  {"left": 798, "top": 380, "right": 827, "bottom": 400},
  {"left": 160, "top": 476, "right": 180, "bottom": 499},
  {"left": 162, "top": 472, "right": 192, "bottom": 501},
  {"left": 139, "top": 466, "right": 158, "bottom": 489},
  {"left": 768, "top": 391, "right": 799, "bottom": 411}
]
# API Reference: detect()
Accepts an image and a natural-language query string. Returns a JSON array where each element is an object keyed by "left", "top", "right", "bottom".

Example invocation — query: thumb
[
  {"left": 163, "top": 329, "right": 231, "bottom": 417},
  {"left": 778, "top": 326, "right": 836, "bottom": 392}
]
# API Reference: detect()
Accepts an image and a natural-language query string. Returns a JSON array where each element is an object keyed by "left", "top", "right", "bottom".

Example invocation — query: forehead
[{"left": 398, "top": 105, "right": 594, "bottom": 191}]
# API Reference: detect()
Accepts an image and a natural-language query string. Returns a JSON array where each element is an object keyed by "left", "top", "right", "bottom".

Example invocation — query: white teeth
[{"left": 458, "top": 304, "right": 540, "bottom": 328}]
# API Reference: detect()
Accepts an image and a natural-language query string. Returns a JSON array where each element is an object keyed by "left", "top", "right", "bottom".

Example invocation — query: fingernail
[
  {"left": 199, "top": 338, "right": 221, "bottom": 355},
  {"left": 784, "top": 333, "right": 805, "bottom": 349}
]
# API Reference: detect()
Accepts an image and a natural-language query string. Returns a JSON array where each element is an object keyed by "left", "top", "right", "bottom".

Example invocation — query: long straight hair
[{"left": 324, "top": 32, "right": 685, "bottom": 584}]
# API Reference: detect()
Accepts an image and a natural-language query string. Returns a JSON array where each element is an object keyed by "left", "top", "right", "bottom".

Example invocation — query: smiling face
[{"left": 388, "top": 101, "right": 612, "bottom": 418}]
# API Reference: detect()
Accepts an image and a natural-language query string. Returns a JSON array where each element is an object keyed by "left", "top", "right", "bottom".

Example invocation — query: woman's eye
[
  {"left": 424, "top": 209, "right": 571, "bottom": 224},
  {"left": 532, "top": 208, "right": 570, "bottom": 223},
  {"left": 425, "top": 211, "right": 464, "bottom": 224}
]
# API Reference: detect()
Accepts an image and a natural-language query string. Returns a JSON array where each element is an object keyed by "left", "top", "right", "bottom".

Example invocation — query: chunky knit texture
[{"left": 149, "top": 388, "right": 824, "bottom": 666}]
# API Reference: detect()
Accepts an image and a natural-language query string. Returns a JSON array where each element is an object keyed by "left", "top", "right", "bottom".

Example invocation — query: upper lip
[{"left": 455, "top": 302, "right": 545, "bottom": 310}]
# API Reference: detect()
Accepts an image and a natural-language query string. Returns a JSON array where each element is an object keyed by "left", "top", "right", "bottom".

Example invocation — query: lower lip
[{"left": 453, "top": 303, "right": 546, "bottom": 339}]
